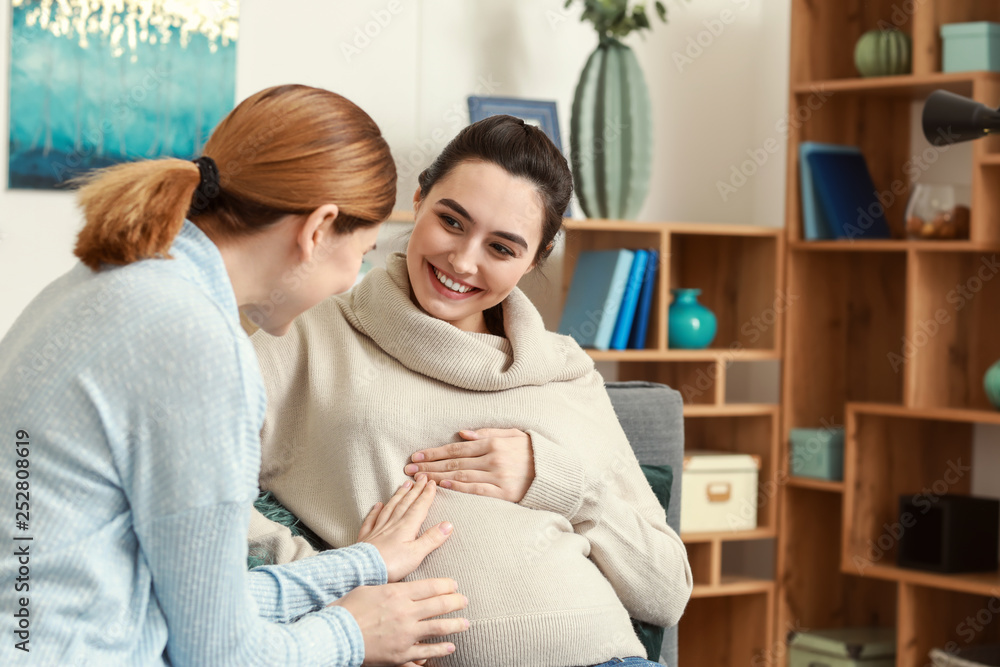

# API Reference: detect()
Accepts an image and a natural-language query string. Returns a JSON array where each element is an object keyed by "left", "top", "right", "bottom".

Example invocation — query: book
[
  {"left": 610, "top": 249, "right": 650, "bottom": 350},
  {"left": 804, "top": 145, "right": 892, "bottom": 240},
  {"left": 627, "top": 249, "right": 659, "bottom": 349},
  {"left": 799, "top": 142, "right": 859, "bottom": 240},
  {"left": 558, "top": 249, "right": 636, "bottom": 350}
]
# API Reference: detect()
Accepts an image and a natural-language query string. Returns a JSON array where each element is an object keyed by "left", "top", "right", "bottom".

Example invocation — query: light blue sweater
[{"left": 0, "top": 221, "right": 386, "bottom": 666}]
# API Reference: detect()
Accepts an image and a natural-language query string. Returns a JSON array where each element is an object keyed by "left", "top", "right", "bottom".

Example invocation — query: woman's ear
[
  {"left": 296, "top": 203, "right": 340, "bottom": 263},
  {"left": 412, "top": 187, "right": 423, "bottom": 211}
]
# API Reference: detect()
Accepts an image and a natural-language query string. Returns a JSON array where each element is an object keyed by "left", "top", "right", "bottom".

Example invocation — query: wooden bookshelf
[
  {"left": 560, "top": 219, "right": 783, "bottom": 666},
  {"left": 779, "top": 1, "right": 1000, "bottom": 665}
]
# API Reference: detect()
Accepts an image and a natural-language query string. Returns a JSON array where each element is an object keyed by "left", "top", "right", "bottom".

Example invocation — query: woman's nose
[{"left": 448, "top": 246, "right": 477, "bottom": 275}]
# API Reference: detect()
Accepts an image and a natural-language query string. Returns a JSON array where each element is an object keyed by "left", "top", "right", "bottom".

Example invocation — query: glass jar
[{"left": 904, "top": 183, "right": 971, "bottom": 240}]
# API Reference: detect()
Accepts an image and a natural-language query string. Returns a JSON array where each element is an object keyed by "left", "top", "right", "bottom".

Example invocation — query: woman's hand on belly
[
  {"left": 358, "top": 475, "right": 456, "bottom": 583},
  {"left": 404, "top": 428, "right": 535, "bottom": 503},
  {"left": 329, "top": 578, "right": 469, "bottom": 666}
]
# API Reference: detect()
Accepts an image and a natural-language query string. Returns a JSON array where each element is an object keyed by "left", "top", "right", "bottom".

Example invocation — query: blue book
[
  {"left": 799, "top": 142, "right": 860, "bottom": 240},
  {"left": 627, "top": 249, "right": 659, "bottom": 349},
  {"left": 805, "top": 146, "right": 892, "bottom": 240},
  {"left": 610, "top": 250, "right": 649, "bottom": 350},
  {"left": 558, "top": 249, "right": 636, "bottom": 350}
]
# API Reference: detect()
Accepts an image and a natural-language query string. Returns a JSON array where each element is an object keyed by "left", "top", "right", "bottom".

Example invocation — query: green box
[
  {"left": 942, "top": 22, "right": 1000, "bottom": 73},
  {"left": 789, "top": 627, "right": 895, "bottom": 667},
  {"left": 790, "top": 427, "right": 844, "bottom": 481}
]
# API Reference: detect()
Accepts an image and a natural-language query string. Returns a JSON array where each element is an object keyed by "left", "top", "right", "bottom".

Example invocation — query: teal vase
[
  {"left": 570, "top": 37, "right": 653, "bottom": 219},
  {"left": 668, "top": 289, "right": 717, "bottom": 349},
  {"left": 986, "top": 359, "right": 1000, "bottom": 410}
]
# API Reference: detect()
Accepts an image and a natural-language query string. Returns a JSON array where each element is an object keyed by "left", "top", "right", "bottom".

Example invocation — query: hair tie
[{"left": 189, "top": 156, "right": 220, "bottom": 215}]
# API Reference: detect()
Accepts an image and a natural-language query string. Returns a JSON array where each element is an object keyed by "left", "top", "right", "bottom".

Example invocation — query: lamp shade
[{"left": 923, "top": 90, "right": 1000, "bottom": 145}]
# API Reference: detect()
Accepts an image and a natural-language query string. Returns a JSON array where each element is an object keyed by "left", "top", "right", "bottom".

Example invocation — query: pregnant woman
[{"left": 249, "top": 114, "right": 693, "bottom": 667}]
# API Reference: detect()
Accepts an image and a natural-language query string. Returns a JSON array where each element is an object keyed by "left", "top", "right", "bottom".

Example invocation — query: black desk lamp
[{"left": 923, "top": 90, "right": 1000, "bottom": 145}]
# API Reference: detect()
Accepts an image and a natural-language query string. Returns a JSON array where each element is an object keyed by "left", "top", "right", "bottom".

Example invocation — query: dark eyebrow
[{"left": 437, "top": 198, "right": 529, "bottom": 250}]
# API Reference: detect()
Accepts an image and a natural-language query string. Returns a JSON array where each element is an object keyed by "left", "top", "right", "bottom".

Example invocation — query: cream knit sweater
[{"left": 248, "top": 254, "right": 692, "bottom": 667}]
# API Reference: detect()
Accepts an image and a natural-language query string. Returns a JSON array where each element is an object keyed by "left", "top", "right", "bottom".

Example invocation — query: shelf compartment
[
  {"left": 897, "top": 583, "right": 1000, "bottom": 665},
  {"left": 842, "top": 410, "right": 975, "bottom": 580},
  {"left": 784, "top": 251, "right": 907, "bottom": 428},
  {"left": 683, "top": 411, "right": 781, "bottom": 532},
  {"left": 669, "top": 232, "right": 782, "bottom": 352},
  {"left": 859, "top": 564, "right": 1000, "bottom": 597},
  {"left": 906, "top": 250, "right": 1000, "bottom": 411},
  {"left": 777, "top": 486, "right": 897, "bottom": 665},
  {"left": 679, "top": 592, "right": 773, "bottom": 667},
  {"left": 619, "top": 360, "right": 724, "bottom": 406}
]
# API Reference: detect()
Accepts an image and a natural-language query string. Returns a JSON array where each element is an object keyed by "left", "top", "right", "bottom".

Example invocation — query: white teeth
[{"left": 433, "top": 266, "right": 473, "bottom": 293}]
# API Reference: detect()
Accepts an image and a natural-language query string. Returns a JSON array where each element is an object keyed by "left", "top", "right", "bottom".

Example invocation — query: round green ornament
[{"left": 854, "top": 29, "right": 912, "bottom": 77}]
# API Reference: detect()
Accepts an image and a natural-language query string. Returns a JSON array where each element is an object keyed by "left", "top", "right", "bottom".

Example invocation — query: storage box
[
  {"left": 790, "top": 427, "right": 844, "bottom": 481},
  {"left": 942, "top": 22, "right": 1000, "bottom": 73},
  {"left": 897, "top": 494, "right": 1000, "bottom": 573},
  {"left": 788, "top": 627, "right": 895, "bottom": 667},
  {"left": 680, "top": 450, "right": 760, "bottom": 532}
]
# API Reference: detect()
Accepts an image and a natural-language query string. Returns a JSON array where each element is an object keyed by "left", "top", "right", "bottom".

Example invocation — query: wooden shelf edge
[
  {"left": 562, "top": 219, "right": 782, "bottom": 237},
  {"left": 387, "top": 209, "right": 414, "bottom": 223},
  {"left": 847, "top": 402, "right": 1000, "bottom": 426},
  {"left": 682, "top": 527, "right": 776, "bottom": 543},
  {"left": 791, "top": 71, "right": 1000, "bottom": 97},
  {"left": 789, "top": 239, "right": 1000, "bottom": 252},
  {"left": 785, "top": 476, "right": 845, "bottom": 493},
  {"left": 587, "top": 348, "right": 780, "bottom": 363},
  {"left": 684, "top": 403, "right": 780, "bottom": 418},
  {"left": 845, "top": 563, "right": 1000, "bottom": 597},
  {"left": 691, "top": 576, "right": 775, "bottom": 599}
]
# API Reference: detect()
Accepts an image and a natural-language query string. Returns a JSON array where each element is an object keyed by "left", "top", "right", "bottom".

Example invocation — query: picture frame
[{"left": 467, "top": 96, "right": 571, "bottom": 216}]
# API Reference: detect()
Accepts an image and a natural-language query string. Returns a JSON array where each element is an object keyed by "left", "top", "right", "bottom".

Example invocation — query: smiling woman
[{"left": 248, "top": 115, "right": 693, "bottom": 667}]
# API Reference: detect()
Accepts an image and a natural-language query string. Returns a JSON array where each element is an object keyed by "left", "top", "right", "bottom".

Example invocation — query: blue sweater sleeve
[
  {"left": 113, "top": 284, "right": 374, "bottom": 665},
  {"left": 248, "top": 543, "right": 387, "bottom": 623}
]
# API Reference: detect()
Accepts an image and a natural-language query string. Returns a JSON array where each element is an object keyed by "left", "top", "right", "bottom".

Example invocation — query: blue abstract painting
[{"left": 9, "top": 0, "right": 238, "bottom": 189}]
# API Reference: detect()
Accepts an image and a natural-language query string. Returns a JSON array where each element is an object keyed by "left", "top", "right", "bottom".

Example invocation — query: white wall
[{"left": 0, "top": 0, "right": 790, "bottom": 337}]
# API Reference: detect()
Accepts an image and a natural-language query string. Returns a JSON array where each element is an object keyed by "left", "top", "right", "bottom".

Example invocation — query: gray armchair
[{"left": 605, "top": 381, "right": 684, "bottom": 667}]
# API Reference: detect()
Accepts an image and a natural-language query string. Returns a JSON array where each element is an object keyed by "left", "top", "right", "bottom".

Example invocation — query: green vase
[
  {"left": 854, "top": 28, "right": 912, "bottom": 77},
  {"left": 986, "top": 359, "right": 1000, "bottom": 410},
  {"left": 570, "top": 37, "right": 652, "bottom": 219}
]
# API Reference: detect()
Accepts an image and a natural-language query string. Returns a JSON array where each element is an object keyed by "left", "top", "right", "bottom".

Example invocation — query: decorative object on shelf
[
  {"left": 941, "top": 21, "right": 1000, "bottom": 73},
  {"left": 904, "top": 183, "right": 971, "bottom": 240},
  {"left": 567, "top": 0, "right": 673, "bottom": 220},
  {"left": 897, "top": 494, "right": 999, "bottom": 573},
  {"left": 985, "top": 359, "right": 1000, "bottom": 410},
  {"left": 789, "top": 427, "right": 844, "bottom": 481},
  {"left": 680, "top": 450, "right": 760, "bottom": 533},
  {"left": 854, "top": 28, "right": 912, "bottom": 77},
  {"left": 788, "top": 627, "right": 896, "bottom": 667},
  {"left": 923, "top": 90, "right": 1000, "bottom": 146},
  {"left": 668, "top": 288, "right": 717, "bottom": 349}
]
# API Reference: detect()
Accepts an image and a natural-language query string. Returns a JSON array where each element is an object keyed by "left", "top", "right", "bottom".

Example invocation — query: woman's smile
[{"left": 427, "top": 262, "right": 482, "bottom": 300}]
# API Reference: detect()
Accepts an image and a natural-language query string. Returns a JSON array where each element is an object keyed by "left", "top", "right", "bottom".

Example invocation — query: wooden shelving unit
[
  {"left": 779, "top": 1, "right": 1000, "bottom": 665},
  {"left": 560, "top": 219, "right": 783, "bottom": 666}
]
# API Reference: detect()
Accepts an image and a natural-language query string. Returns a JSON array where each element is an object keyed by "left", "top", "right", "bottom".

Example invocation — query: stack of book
[{"left": 557, "top": 248, "right": 660, "bottom": 351}]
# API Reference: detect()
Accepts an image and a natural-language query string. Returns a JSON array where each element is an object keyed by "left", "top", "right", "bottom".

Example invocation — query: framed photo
[{"left": 467, "top": 96, "right": 570, "bottom": 216}]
